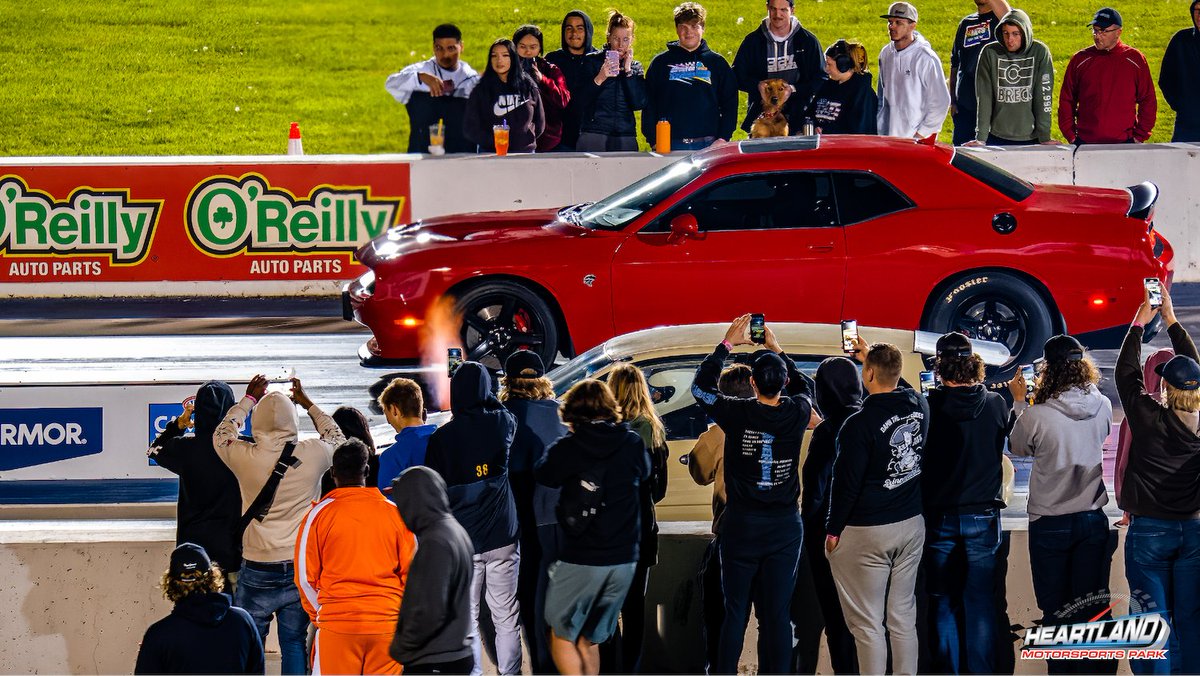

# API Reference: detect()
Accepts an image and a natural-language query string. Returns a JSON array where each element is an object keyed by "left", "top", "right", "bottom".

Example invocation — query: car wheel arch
[{"left": 445, "top": 274, "right": 576, "bottom": 359}]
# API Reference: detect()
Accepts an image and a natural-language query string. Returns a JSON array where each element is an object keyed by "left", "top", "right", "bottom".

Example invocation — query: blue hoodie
[{"left": 424, "top": 362, "right": 519, "bottom": 554}]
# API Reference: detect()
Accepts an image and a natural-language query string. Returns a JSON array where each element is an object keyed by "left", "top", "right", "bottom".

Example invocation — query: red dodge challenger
[{"left": 344, "top": 136, "right": 1171, "bottom": 372}]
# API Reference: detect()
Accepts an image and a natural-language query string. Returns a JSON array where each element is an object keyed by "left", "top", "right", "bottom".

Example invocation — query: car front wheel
[
  {"left": 454, "top": 281, "right": 559, "bottom": 372},
  {"left": 924, "top": 271, "right": 1054, "bottom": 377}
]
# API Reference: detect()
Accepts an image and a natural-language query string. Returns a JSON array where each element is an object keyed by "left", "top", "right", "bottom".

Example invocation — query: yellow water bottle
[{"left": 655, "top": 119, "right": 671, "bottom": 154}]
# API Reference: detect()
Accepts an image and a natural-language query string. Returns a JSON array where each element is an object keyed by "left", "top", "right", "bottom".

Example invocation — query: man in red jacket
[{"left": 1058, "top": 7, "right": 1157, "bottom": 143}]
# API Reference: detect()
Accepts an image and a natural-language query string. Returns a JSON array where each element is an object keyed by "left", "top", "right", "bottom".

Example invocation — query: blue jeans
[
  {"left": 1125, "top": 516, "right": 1200, "bottom": 675},
  {"left": 923, "top": 509, "right": 1000, "bottom": 674},
  {"left": 1028, "top": 509, "right": 1117, "bottom": 675},
  {"left": 717, "top": 508, "right": 803, "bottom": 674},
  {"left": 235, "top": 561, "right": 310, "bottom": 675}
]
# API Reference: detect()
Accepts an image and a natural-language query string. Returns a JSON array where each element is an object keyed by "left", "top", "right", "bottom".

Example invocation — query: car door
[{"left": 610, "top": 172, "right": 847, "bottom": 335}]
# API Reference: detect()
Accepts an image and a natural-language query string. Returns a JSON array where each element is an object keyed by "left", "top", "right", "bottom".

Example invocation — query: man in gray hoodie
[
  {"left": 390, "top": 467, "right": 475, "bottom": 674},
  {"left": 1009, "top": 334, "right": 1116, "bottom": 675},
  {"left": 970, "top": 9, "right": 1055, "bottom": 145}
]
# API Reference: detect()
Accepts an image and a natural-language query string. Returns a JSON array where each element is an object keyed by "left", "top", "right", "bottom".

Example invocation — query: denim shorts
[{"left": 544, "top": 560, "right": 636, "bottom": 644}]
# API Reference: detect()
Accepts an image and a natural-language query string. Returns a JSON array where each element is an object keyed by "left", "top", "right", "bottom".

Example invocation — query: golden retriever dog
[{"left": 750, "top": 78, "right": 790, "bottom": 138}]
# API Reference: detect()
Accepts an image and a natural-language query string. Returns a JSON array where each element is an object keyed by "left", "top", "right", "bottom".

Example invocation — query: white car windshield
[{"left": 570, "top": 159, "right": 703, "bottom": 230}]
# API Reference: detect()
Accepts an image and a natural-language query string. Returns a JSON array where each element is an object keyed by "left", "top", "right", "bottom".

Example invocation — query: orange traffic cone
[{"left": 288, "top": 122, "right": 304, "bottom": 155}]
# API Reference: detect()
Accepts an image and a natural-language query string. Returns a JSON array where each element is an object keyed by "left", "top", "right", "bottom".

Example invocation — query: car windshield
[
  {"left": 950, "top": 150, "right": 1034, "bottom": 202},
  {"left": 549, "top": 344, "right": 622, "bottom": 396},
  {"left": 572, "top": 159, "right": 703, "bottom": 229}
]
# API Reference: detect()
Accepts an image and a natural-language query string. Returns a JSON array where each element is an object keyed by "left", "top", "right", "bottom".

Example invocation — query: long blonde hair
[{"left": 608, "top": 364, "right": 666, "bottom": 447}]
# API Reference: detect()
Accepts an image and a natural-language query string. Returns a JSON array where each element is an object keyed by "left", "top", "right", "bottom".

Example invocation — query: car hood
[{"left": 357, "top": 207, "right": 585, "bottom": 265}]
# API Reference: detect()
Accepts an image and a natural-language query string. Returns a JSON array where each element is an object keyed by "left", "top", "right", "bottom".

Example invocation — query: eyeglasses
[{"left": 1091, "top": 26, "right": 1120, "bottom": 34}]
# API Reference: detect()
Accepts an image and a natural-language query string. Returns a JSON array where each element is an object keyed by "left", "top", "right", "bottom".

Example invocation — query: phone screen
[
  {"left": 750, "top": 314, "right": 766, "bottom": 344},
  {"left": 919, "top": 371, "right": 935, "bottom": 396},
  {"left": 841, "top": 320, "right": 858, "bottom": 353},
  {"left": 448, "top": 348, "right": 463, "bottom": 378},
  {"left": 1146, "top": 277, "right": 1163, "bottom": 309},
  {"left": 605, "top": 50, "right": 620, "bottom": 72},
  {"left": 1021, "top": 364, "right": 1036, "bottom": 403}
]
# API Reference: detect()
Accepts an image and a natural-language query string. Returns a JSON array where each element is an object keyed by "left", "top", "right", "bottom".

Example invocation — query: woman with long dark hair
[
  {"left": 513, "top": 25, "right": 571, "bottom": 153},
  {"left": 464, "top": 39, "right": 545, "bottom": 153}
]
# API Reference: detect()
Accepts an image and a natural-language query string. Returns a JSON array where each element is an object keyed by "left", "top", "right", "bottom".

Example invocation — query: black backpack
[{"left": 556, "top": 463, "right": 609, "bottom": 537}]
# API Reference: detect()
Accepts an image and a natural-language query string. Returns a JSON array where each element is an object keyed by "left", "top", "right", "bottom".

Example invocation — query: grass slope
[{"left": 0, "top": 0, "right": 1189, "bottom": 156}]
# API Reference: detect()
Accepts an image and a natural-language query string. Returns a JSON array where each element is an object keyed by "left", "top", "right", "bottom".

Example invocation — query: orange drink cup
[{"left": 493, "top": 125, "right": 510, "bottom": 156}]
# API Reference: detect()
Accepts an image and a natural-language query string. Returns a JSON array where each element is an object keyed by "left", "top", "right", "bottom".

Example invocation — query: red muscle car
[{"left": 343, "top": 136, "right": 1172, "bottom": 372}]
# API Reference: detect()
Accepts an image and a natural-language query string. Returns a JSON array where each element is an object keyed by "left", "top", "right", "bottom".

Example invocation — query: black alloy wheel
[{"left": 454, "top": 281, "right": 559, "bottom": 372}]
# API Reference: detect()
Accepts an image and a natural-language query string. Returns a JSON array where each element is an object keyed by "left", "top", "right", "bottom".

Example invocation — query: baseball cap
[
  {"left": 881, "top": 2, "right": 918, "bottom": 22},
  {"left": 1156, "top": 355, "right": 1200, "bottom": 391},
  {"left": 169, "top": 543, "right": 212, "bottom": 579},
  {"left": 935, "top": 331, "right": 973, "bottom": 358},
  {"left": 504, "top": 349, "right": 545, "bottom": 379},
  {"left": 1088, "top": 7, "right": 1123, "bottom": 28},
  {"left": 1043, "top": 335, "right": 1086, "bottom": 363},
  {"left": 751, "top": 351, "right": 788, "bottom": 395}
]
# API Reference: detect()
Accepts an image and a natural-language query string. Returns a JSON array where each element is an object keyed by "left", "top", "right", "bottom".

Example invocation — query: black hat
[
  {"left": 1156, "top": 355, "right": 1200, "bottom": 391},
  {"left": 169, "top": 543, "right": 212, "bottom": 579},
  {"left": 504, "top": 349, "right": 545, "bottom": 379},
  {"left": 1088, "top": 7, "right": 1123, "bottom": 28},
  {"left": 1043, "top": 334, "right": 1086, "bottom": 363},
  {"left": 751, "top": 351, "right": 788, "bottom": 391},
  {"left": 935, "top": 331, "right": 973, "bottom": 358}
]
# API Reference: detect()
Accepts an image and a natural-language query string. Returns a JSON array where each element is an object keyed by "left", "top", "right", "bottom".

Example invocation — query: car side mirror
[{"left": 668, "top": 213, "right": 700, "bottom": 243}]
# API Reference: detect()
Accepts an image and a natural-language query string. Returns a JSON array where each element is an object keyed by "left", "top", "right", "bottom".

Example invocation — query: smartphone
[
  {"left": 841, "top": 320, "right": 858, "bottom": 354},
  {"left": 448, "top": 348, "right": 463, "bottom": 379},
  {"left": 919, "top": 371, "right": 936, "bottom": 396},
  {"left": 750, "top": 314, "right": 766, "bottom": 344},
  {"left": 1145, "top": 277, "right": 1163, "bottom": 309},
  {"left": 1021, "top": 364, "right": 1036, "bottom": 404},
  {"left": 605, "top": 50, "right": 620, "bottom": 74}
]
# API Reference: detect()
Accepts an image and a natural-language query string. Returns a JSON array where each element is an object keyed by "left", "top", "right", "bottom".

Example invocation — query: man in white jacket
[
  {"left": 877, "top": 2, "right": 951, "bottom": 139},
  {"left": 385, "top": 24, "right": 480, "bottom": 154},
  {"left": 214, "top": 375, "right": 345, "bottom": 675}
]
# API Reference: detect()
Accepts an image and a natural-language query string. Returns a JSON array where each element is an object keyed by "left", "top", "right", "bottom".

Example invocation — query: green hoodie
[{"left": 974, "top": 9, "right": 1055, "bottom": 143}]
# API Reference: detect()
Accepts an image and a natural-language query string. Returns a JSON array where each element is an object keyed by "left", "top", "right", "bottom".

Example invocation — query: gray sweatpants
[
  {"left": 470, "top": 542, "right": 522, "bottom": 676},
  {"left": 827, "top": 514, "right": 925, "bottom": 675}
]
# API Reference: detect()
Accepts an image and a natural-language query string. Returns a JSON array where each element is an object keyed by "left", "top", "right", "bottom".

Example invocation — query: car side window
[
  {"left": 647, "top": 172, "right": 837, "bottom": 233},
  {"left": 832, "top": 172, "right": 913, "bottom": 225}
]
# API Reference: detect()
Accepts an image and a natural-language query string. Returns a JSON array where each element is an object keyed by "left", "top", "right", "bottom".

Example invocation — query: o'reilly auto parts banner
[{"left": 0, "top": 160, "right": 410, "bottom": 283}]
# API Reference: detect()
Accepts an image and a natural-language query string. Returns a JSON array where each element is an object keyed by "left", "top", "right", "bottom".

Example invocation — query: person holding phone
[
  {"left": 575, "top": 11, "right": 647, "bottom": 152},
  {"left": 386, "top": 24, "right": 480, "bottom": 154},
  {"left": 1008, "top": 333, "right": 1116, "bottom": 675},
  {"left": 513, "top": 25, "right": 572, "bottom": 153},
  {"left": 692, "top": 315, "right": 815, "bottom": 674},
  {"left": 1116, "top": 284, "right": 1200, "bottom": 675}
]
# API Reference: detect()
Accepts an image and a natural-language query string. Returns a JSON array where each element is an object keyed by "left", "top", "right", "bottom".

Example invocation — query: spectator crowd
[
  {"left": 132, "top": 274, "right": 1200, "bottom": 675},
  {"left": 385, "top": 0, "right": 1200, "bottom": 155}
]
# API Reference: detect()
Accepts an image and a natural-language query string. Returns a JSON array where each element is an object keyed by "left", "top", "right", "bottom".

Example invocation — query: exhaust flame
[{"left": 421, "top": 295, "right": 463, "bottom": 411}]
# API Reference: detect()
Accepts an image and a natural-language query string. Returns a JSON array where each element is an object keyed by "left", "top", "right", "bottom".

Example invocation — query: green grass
[{"left": 0, "top": 0, "right": 1189, "bottom": 155}]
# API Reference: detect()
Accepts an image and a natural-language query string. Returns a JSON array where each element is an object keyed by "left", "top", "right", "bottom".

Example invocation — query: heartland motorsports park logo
[
  {"left": 1022, "top": 591, "right": 1170, "bottom": 662},
  {"left": 0, "top": 175, "right": 162, "bottom": 264},
  {"left": 187, "top": 174, "right": 404, "bottom": 256}
]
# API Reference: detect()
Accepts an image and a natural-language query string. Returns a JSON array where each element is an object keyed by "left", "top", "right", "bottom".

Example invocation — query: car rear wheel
[
  {"left": 924, "top": 272, "right": 1053, "bottom": 377},
  {"left": 454, "top": 281, "right": 559, "bottom": 372}
]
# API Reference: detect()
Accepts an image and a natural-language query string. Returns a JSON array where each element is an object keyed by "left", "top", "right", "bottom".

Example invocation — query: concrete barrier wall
[{"left": 0, "top": 519, "right": 1130, "bottom": 674}]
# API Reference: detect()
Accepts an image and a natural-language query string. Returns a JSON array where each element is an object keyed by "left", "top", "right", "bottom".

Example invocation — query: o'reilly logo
[
  {"left": 0, "top": 407, "right": 103, "bottom": 471},
  {"left": 186, "top": 174, "right": 403, "bottom": 255},
  {"left": 0, "top": 176, "right": 161, "bottom": 264}
]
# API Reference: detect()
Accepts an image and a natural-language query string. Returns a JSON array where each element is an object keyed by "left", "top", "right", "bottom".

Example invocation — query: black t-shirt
[{"left": 951, "top": 11, "right": 1001, "bottom": 112}]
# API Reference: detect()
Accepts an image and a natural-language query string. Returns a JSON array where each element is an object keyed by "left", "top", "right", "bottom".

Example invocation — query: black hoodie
[
  {"left": 463, "top": 74, "right": 545, "bottom": 153},
  {"left": 505, "top": 397, "right": 569, "bottom": 529},
  {"left": 425, "top": 362, "right": 519, "bottom": 554},
  {"left": 827, "top": 386, "right": 930, "bottom": 536},
  {"left": 921, "top": 384, "right": 1009, "bottom": 513},
  {"left": 535, "top": 420, "right": 650, "bottom": 565},
  {"left": 1159, "top": 1, "right": 1200, "bottom": 142},
  {"left": 732, "top": 18, "right": 826, "bottom": 132},
  {"left": 801, "top": 358, "right": 863, "bottom": 526},
  {"left": 643, "top": 40, "right": 739, "bottom": 144},
  {"left": 390, "top": 467, "right": 475, "bottom": 668},
  {"left": 545, "top": 10, "right": 598, "bottom": 147},
  {"left": 149, "top": 381, "right": 243, "bottom": 572},
  {"left": 1117, "top": 322, "right": 1200, "bottom": 519},
  {"left": 134, "top": 592, "right": 264, "bottom": 674},
  {"left": 576, "top": 49, "right": 647, "bottom": 137},
  {"left": 692, "top": 343, "right": 815, "bottom": 515},
  {"left": 804, "top": 72, "right": 879, "bottom": 135}
]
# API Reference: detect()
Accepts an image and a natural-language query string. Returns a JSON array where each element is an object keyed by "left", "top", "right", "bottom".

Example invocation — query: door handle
[{"left": 808, "top": 244, "right": 836, "bottom": 253}]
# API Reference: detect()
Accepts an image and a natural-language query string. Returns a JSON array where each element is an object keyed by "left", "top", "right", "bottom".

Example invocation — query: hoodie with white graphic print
[
  {"left": 974, "top": 9, "right": 1055, "bottom": 143},
  {"left": 463, "top": 72, "right": 546, "bottom": 153},
  {"left": 876, "top": 31, "right": 951, "bottom": 139}
]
